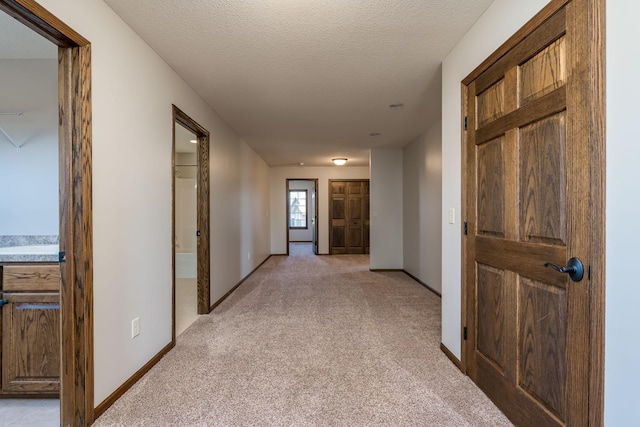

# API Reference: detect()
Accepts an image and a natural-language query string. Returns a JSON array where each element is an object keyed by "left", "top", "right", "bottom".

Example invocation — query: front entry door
[{"left": 463, "top": 1, "right": 604, "bottom": 426}]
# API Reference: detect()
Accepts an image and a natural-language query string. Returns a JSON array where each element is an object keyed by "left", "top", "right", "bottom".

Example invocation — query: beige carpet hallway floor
[{"left": 94, "top": 243, "right": 512, "bottom": 426}]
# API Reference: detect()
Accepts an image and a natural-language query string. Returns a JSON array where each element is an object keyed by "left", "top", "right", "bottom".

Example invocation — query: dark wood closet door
[{"left": 329, "top": 180, "right": 370, "bottom": 254}]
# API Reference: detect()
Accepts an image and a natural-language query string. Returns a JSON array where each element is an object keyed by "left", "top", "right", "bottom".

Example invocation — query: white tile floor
[
  {"left": 0, "top": 398, "right": 59, "bottom": 427},
  {"left": 176, "top": 277, "right": 199, "bottom": 336}
]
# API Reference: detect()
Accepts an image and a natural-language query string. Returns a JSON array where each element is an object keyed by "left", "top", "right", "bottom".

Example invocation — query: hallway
[{"left": 94, "top": 243, "right": 510, "bottom": 426}]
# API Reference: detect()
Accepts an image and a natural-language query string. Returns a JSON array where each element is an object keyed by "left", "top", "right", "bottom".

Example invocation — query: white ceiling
[{"left": 104, "top": 0, "right": 494, "bottom": 167}]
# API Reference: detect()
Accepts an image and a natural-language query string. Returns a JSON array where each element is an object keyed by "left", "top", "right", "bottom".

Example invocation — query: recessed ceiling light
[
  {"left": 389, "top": 103, "right": 404, "bottom": 110},
  {"left": 369, "top": 132, "right": 381, "bottom": 137},
  {"left": 190, "top": 139, "right": 197, "bottom": 144},
  {"left": 299, "top": 162, "right": 304, "bottom": 166},
  {"left": 332, "top": 158, "right": 348, "bottom": 166}
]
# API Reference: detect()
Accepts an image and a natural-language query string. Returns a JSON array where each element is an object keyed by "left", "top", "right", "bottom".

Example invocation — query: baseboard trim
[
  {"left": 94, "top": 342, "right": 173, "bottom": 420},
  {"left": 402, "top": 270, "right": 442, "bottom": 297},
  {"left": 209, "top": 255, "right": 272, "bottom": 312},
  {"left": 440, "top": 343, "right": 463, "bottom": 372},
  {"left": 369, "top": 268, "right": 403, "bottom": 272}
]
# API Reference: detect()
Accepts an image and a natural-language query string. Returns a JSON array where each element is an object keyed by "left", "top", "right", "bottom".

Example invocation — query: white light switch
[
  {"left": 449, "top": 208, "right": 455, "bottom": 224},
  {"left": 131, "top": 317, "right": 140, "bottom": 339}
]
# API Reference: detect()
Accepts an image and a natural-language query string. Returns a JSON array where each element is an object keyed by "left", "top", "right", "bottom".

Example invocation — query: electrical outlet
[
  {"left": 247, "top": 252, "right": 251, "bottom": 260},
  {"left": 131, "top": 317, "right": 140, "bottom": 339},
  {"left": 449, "top": 208, "right": 455, "bottom": 224}
]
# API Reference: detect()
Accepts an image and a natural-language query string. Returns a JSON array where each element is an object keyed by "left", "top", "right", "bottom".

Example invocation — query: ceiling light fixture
[
  {"left": 369, "top": 132, "right": 381, "bottom": 137},
  {"left": 389, "top": 103, "right": 404, "bottom": 110},
  {"left": 190, "top": 139, "right": 197, "bottom": 144},
  {"left": 332, "top": 158, "right": 348, "bottom": 166}
]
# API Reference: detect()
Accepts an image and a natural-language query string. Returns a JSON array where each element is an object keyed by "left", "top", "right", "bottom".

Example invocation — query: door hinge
[
  {"left": 464, "top": 221, "right": 468, "bottom": 235},
  {"left": 463, "top": 327, "right": 468, "bottom": 340},
  {"left": 464, "top": 116, "right": 468, "bottom": 130}
]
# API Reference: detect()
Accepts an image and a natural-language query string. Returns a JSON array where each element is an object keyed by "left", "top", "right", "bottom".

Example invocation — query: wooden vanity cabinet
[{"left": 0, "top": 264, "right": 60, "bottom": 396}]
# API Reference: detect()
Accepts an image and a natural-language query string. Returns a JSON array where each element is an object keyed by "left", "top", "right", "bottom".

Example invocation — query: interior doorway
[
  {"left": 0, "top": 2, "right": 94, "bottom": 425},
  {"left": 172, "top": 106, "right": 210, "bottom": 342},
  {"left": 286, "top": 179, "right": 318, "bottom": 256}
]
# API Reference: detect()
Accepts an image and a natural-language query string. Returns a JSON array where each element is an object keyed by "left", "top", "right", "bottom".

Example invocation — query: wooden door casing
[
  {"left": 0, "top": 1, "right": 95, "bottom": 423},
  {"left": 461, "top": 0, "right": 605, "bottom": 426}
]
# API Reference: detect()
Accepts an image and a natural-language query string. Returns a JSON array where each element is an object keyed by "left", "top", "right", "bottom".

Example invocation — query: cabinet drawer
[{"left": 2, "top": 265, "right": 60, "bottom": 292}]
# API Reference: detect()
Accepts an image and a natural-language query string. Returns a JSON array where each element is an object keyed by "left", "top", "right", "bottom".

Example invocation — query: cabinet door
[{"left": 2, "top": 292, "right": 60, "bottom": 394}]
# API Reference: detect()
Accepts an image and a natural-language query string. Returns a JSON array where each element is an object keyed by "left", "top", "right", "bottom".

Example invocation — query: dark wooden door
[
  {"left": 329, "top": 180, "right": 370, "bottom": 254},
  {"left": 463, "top": 1, "right": 604, "bottom": 426}
]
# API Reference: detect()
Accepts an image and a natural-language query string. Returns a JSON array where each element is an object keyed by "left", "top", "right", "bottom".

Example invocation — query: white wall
[
  {"left": 270, "top": 166, "right": 369, "bottom": 254},
  {"left": 36, "top": 0, "right": 271, "bottom": 406},
  {"left": 605, "top": 1, "right": 640, "bottom": 425},
  {"left": 288, "top": 180, "right": 314, "bottom": 242},
  {"left": 370, "top": 148, "right": 403, "bottom": 269},
  {"left": 403, "top": 122, "right": 442, "bottom": 293},
  {"left": 0, "top": 59, "right": 58, "bottom": 236},
  {"left": 440, "top": 0, "right": 549, "bottom": 360}
]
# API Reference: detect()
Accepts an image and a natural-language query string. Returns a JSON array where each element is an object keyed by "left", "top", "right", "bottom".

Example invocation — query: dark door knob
[{"left": 544, "top": 257, "right": 584, "bottom": 282}]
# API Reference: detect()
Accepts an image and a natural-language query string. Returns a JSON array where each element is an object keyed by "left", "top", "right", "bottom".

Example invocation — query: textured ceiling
[{"left": 103, "top": 0, "right": 493, "bottom": 166}]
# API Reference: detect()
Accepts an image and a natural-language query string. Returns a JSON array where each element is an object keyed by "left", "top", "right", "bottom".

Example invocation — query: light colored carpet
[{"left": 93, "top": 243, "right": 512, "bottom": 426}]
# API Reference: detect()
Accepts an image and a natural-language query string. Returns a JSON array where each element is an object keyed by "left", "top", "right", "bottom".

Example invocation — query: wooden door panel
[
  {"left": 519, "top": 112, "right": 567, "bottom": 245},
  {"left": 3, "top": 292, "right": 60, "bottom": 394},
  {"left": 332, "top": 198, "right": 346, "bottom": 220},
  {"left": 347, "top": 182, "right": 363, "bottom": 196},
  {"left": 518, "top": 276, "right": 566, "bottom": 419},
  {"left": 520, "top": 36, "right": 566, "bottom": 105},
  {"left": 477, "top": 137, "right": 506, "bottom": 237},
  {"left": 346, "top": 224, "right": 363, "bottom": 253},
  {"left": 331, "top": 226, "right": 346, "bottom": 254},
  {"left": 476, "top": 264, "right": 506, "bottom": 371},
  {"left": 477, "top": 80, "right": 505, "bottom": 127},
  {"left": 348, "top": 197, "right": 362, "bottom": 221},
  {"left": 331, "top": 181, "right": 346, "bottom": 195}
]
